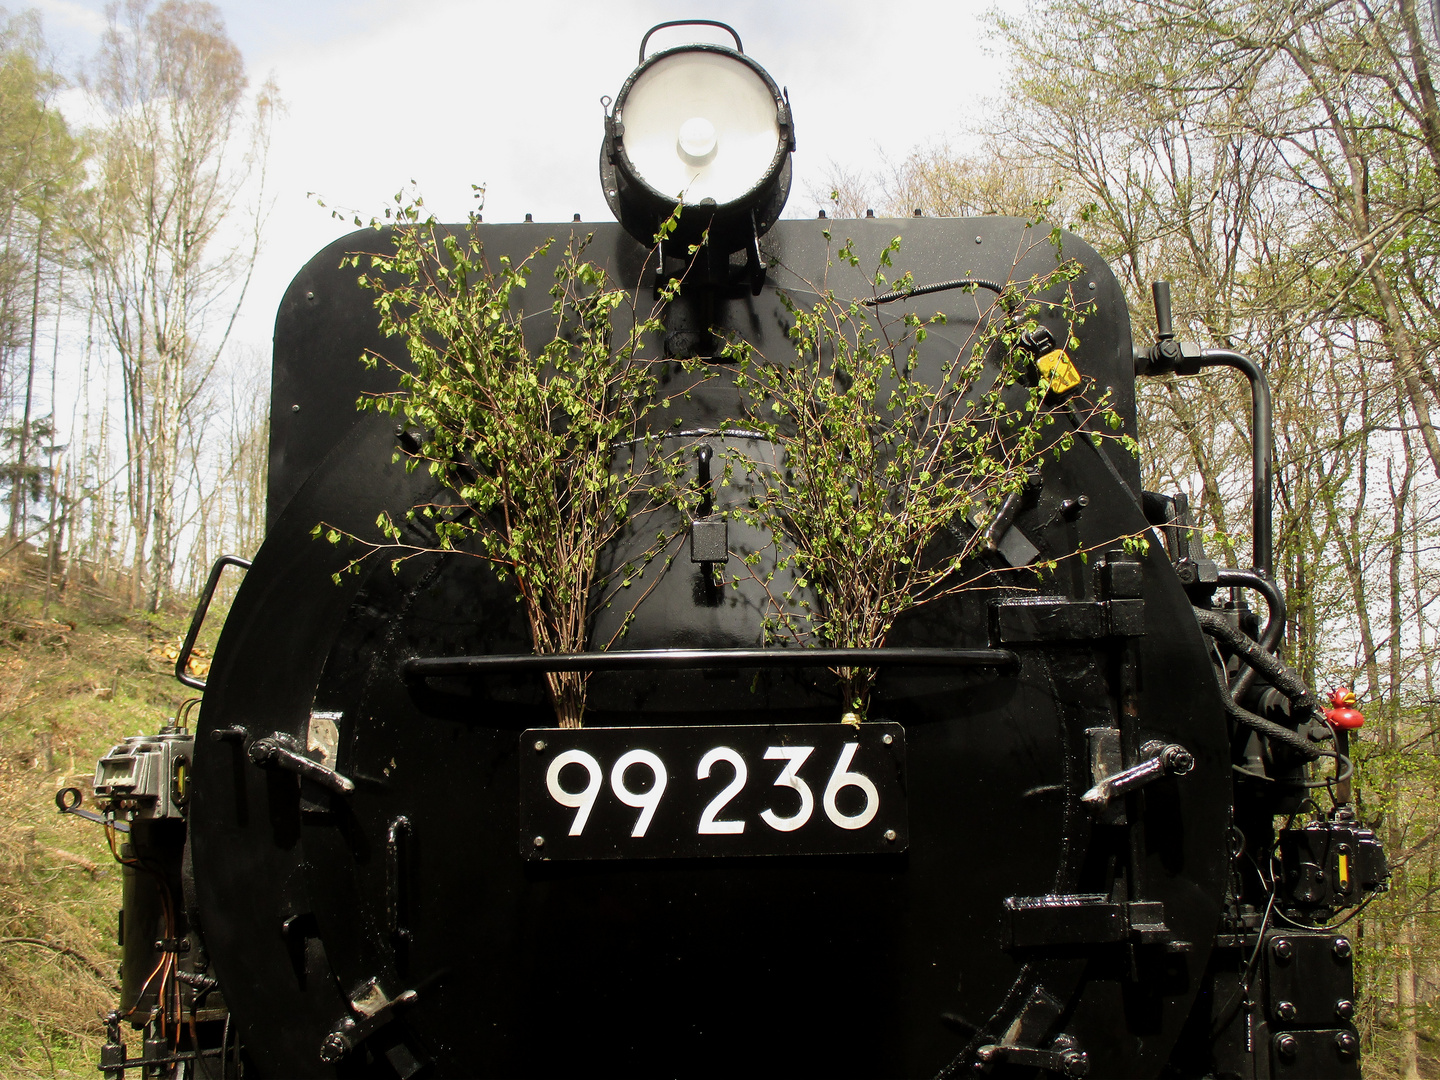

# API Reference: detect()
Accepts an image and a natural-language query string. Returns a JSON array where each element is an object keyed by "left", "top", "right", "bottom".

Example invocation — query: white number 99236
[{"left": 544, "top": 743, "right": 880, "bottom": 839}]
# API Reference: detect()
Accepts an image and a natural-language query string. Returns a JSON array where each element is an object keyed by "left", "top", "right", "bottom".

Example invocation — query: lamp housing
[{"left": 601, "top": 39, "right": 794, "bottom": 255}]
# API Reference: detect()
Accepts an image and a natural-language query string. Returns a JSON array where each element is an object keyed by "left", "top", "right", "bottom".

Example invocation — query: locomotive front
[{"left": 65, "top": 23, "right": 1387, "bottom": 1079}]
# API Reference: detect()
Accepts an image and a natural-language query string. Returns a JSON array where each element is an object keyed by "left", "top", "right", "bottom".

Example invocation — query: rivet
[
  {"left": 1335, "top": 998, "right": 1355, "bottom": 1020},
  {"left": 884, "top": 829, "right": 897, "bottom": 842},
  {"left": 882, "top": 733, "right": 894, "bottom": 745},
  {"left": 1333, "top": 937, "right": 1352, "bottom": 959},
  {"left": 975, "top": 235, "right": 983, "bottom": 244},
  {"left": 1087, "top": 281, "right": 1097, "bottom": 290},
  {"left": 291, "top": 404, "right": 300, "bottom": 412},
  {"left": 534, "top": 740, "right": 546, "bottom": 752},
  {"left": 1277, "top": 1033, "right": 1298, "bottom": 1058},
  {"left": 1272, "top": 938, "right": 1293, "bottom": 961},
  {"left": 532, "top": 835, "right": 545, "bottom": 848}
]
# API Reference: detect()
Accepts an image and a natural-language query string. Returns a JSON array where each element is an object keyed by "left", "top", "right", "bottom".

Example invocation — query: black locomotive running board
[{"left": 405, "top": 646, "right": 1018, "bottom": 677}]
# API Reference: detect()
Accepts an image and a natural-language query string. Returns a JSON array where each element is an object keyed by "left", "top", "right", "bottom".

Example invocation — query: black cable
[
  {"left": 862, "top": 278, "right": 1008, "bottom": 306},
  {"left": 1232, "top": 750, "right": 1352, "bottom": 785},
  {"left": 1218, "top": 688, "right": 1326, "bottom": 760},
  {"left": 1271, "top": 892, "right": 1378, "bottom": 933},
  {"left": 1212, "top": 886, "right": 1278, "bottom": 1037}
]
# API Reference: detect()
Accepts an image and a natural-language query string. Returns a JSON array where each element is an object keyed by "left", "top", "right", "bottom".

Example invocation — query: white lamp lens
[
  {"left": 678, "top": 117, "right": 718, "bottom": 163},
  {"left": 620, "top": 51, "right": 781, "bottom": 205}
]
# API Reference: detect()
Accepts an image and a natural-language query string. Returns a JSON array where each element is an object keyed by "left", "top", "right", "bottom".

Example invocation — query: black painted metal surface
[{"left": 195, "top": 217, "right": 1229, "bottom": 1077}]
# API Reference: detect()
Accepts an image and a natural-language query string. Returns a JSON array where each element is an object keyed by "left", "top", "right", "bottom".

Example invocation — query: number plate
[{"left": 519, "top": 723, "right": 907, "bottom": 860}]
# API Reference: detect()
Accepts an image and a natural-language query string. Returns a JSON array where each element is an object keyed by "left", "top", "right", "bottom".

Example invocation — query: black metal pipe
[
  {"left": 1216, "top": 567, "right": 1287, "bottom": 700},
  {"left": 404, "top": 647, "right": 1019, "bottom": 679},
  {"left": 1198, "top": 350, "right": 1273, "bottom": 576},
  {"left": 1215, "top": 568, "right": 1286, "bottom": 652}
]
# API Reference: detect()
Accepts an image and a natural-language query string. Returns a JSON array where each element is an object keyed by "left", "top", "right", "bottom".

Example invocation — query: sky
[{"left": 26, "top": 0, "right": 1017, "bottom": 361}]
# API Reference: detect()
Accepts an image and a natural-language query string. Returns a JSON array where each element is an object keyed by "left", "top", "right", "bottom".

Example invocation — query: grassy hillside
[{"left": 0, "top": 556, "right": 203, "bottom": 1077}]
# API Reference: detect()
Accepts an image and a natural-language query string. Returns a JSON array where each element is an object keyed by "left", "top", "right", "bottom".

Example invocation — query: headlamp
[{"left": 601, "top": 21, "right": 794, "bottom": 256}]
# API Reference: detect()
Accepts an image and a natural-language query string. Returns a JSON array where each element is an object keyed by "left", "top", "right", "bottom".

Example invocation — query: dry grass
[{"left": 0, "top": 557, "right": 194, "bottom": 1077}]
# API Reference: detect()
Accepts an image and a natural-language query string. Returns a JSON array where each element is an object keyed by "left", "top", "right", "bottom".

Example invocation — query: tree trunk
[{"left": 12, "top": 224, "right": 42, "bottom": 541}]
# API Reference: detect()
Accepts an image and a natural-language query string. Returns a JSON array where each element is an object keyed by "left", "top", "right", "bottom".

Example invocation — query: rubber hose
[
  {"left": 1218, "top": 687, "right": 1325, "bottom": 761},
  {"left": 1194, "top": 607, "right": 1326, "bottom": 761},
  {"left": 1193, "top": 607, "right": 1316, "bottom": 716}
]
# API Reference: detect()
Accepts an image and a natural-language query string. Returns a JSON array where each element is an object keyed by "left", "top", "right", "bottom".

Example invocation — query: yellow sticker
[
  {"left": 1038, "top": 349, "right": 1082, "bottom": 394},
  {"left": 1339, "top": 853, "right": 1350, "bottom": 889}
]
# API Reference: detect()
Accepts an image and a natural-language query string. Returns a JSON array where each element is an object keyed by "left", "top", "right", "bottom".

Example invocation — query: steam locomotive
[{"left": 61, "top": 21, "right": 1389, "bottom": 1079}]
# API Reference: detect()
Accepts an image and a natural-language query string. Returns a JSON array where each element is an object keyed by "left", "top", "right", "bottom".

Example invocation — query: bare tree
[{"left": 78, "top": 0, "right": 274, "bottom": 611}]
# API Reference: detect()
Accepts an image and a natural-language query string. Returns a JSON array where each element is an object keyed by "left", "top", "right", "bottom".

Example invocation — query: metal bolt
[
  {"left": 1060, "top": 1049, "right": 1090, "bottom": 1078},
  {"left": 884, "top": 829, "right": 897, "bottom": 843},
  {"left": 1087, "top": 281, "right": 1096, "bottom": 290},
  {"left": 1272, "top": 937, "right": 1293, "bottom": 961},
  {"left": 291, "top": 404, "right": 300, "bottom": 412},
  {"left": 319, "top": 1032, "right": 350, "bottom": 1065},
  {"left": 1335, "top": 1031, "right": 1358, "bottom": 1056},
  {"left": 1276, "top": 1000, "right": 1296, "bottom": 1021},
  {"left": 882, "top": 733, "right": 894, "bottom": 745},
  {"left": 1335, "top": 999, "right": 1355, "bottom": 1020},
  {"left": 534, "top": 740, "right": 546, "bottom": 752},
  {"left": 1276, "top": 1034, "right": 1298, "bottom": 1059},
  {"left": 1162, "top": 746, "right": 1195, "bottom": 775},
  {"left": 974, "top": 235, "right": 983, "bottom": 244},
  {"left": 532, "top": 835, "right": 545, "bottom": 848},
  {"left": 1333, "top": 936, "right": 1352, "bottom": 959}
]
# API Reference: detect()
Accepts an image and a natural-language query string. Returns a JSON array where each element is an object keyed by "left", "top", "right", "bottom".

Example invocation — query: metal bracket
[
  {"left": 1005, "top": 893, "right": 1187, "bottom": 949},
  {"left": 55, "top": 787, "right": 131, "bottom": 832},
  {"left": 319, "top": 980, "right": 419, "bottom": 1065},
  {"left": 690, "top": 444, "right": 728, "bottom": 564},
  {"left": 990, "top": 597, "right": 1146, "bottom": 643},
  {"left": 248, "top": 734, "right": 355, "bottom": 795},
  {"left": 745, "top": 209, "right": 765, "bottom": 295}
]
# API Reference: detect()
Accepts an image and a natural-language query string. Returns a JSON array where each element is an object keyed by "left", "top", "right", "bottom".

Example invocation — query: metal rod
[
  {"left": 176, "top": 554, "right": 252, "bottom": 691},
  {"left": 1198, "top": 350, "right": 1272, "bottom": 575},
  {"left": 404, "top": 647, "right": 1019, "bottom": 678}
]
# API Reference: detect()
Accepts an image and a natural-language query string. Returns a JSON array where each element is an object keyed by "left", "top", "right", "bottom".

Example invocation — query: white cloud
[{"left": 31, "top": 0, "right": 107, "bottom": 35}]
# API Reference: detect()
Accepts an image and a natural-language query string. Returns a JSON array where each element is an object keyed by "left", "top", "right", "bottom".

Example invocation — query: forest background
[{"left": 2, "top": 0, "right": 1440, "bottom": 1076}]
